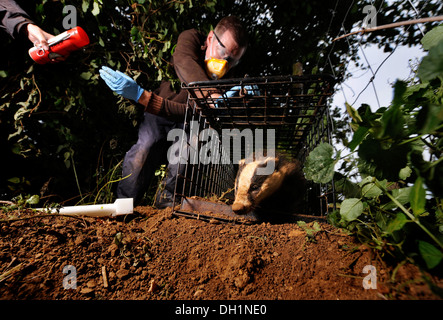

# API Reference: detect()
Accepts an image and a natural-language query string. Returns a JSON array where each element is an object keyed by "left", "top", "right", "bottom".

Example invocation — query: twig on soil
[
  {"left": 0, "top": 213, "right": 89, "bottom": 225},
  {"left": 1, "top": 257, "right": 17, "bottom": 274},
  {"left": 218, "top": 187, "right": 235, "bottom": 202},
  {"left": 0, "top": 200, "right": 15, "bottom": 206},
  {"left": 0, "top": 262, "right": 26, "bottom": 283},
  {"left": 102, "top": 266, "right": 109, "bottom": 289}
]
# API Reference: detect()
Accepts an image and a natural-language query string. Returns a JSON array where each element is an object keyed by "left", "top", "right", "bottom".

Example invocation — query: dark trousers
[{"left": 117, "top": 112, "right": 185, "bottom": 206}]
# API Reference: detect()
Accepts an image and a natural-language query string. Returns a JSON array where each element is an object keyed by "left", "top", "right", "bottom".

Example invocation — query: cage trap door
[{"left": 174, "top": 197, "right": 259, "bottom": 224}]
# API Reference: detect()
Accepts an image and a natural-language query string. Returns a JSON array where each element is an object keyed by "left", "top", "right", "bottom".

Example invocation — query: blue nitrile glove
[
  {"left": 225, "top": 85, "right": 261, "bottom": 98},
  {"left": 99, "top": 66, "right": 144, "bottom": 102},
  {"left": 215, "top": 85, "right": 261, "bottom": 108}
]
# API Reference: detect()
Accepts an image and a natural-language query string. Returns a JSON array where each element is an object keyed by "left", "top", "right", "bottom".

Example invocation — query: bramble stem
[{"left": 374, "top": 180, "right": 443, "bottom": 250}]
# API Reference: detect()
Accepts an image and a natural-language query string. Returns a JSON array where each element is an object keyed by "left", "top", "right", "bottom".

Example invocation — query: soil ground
[{"left": 0, "top": 205, "right": 442, "bottom": 301}]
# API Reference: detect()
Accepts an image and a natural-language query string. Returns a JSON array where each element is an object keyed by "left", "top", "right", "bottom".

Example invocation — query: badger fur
[{"left": 232, "top": 152, "right": 306, "bottom": 217}]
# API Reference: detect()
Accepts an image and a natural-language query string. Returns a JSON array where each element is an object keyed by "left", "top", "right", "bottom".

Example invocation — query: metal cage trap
[{"left": 171, "top": 74, "right": 336, "bottom": 224}]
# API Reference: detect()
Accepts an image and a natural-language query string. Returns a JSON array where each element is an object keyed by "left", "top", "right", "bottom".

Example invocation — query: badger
[{"left": 232, "top": 152, "right": 306, "bottom": 218}]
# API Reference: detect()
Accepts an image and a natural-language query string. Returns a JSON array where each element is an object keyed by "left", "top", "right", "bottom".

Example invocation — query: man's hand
[
  {"left": 27, "top": 24, "right": 53, "bottom": 51},
  {"left": 215, "top": 85, "right": 261, "bottom": 108},
  {"left": 99, "top": 66, "right": 144, "bottom": 102},
  {"left": 27, "top": 24, "right": 67, "bottom": 62}
]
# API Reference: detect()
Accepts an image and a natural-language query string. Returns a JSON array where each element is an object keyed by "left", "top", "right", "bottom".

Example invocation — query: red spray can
[{"left": 28, "top": 26, "right": 90, "bottom": 64}]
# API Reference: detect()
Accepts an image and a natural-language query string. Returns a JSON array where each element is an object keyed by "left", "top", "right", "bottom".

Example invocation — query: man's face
[{"left": 205, "top": 30, "right": 245, "bottom": 72}]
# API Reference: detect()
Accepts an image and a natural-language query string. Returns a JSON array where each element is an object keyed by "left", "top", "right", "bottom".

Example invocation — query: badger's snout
[{"left": 232, "top": 202, "right": 251, "bottom": 215}]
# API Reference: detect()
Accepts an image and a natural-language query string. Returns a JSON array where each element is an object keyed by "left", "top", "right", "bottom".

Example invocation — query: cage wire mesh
[{"left": 172, "top": 74, "right": 336, "bottom": 218}]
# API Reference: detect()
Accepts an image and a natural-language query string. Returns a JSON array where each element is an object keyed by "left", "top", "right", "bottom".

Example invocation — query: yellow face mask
[
  {"left": 205, "top": 31, "right": 234, "bottom": 79},
  {"left": 205, "top": 58, "right": 228, "bottom": 79}
]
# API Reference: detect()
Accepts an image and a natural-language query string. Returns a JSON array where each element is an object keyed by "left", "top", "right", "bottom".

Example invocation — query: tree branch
[{"left": 333, "top": 15, "right": 443, "bottom": 42}]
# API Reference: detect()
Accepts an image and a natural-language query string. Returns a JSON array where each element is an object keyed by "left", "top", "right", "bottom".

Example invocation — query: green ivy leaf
[
  {"left": 340, "top": 198, "right": 364, "bottom": 222},
  {"left": 303, "top": 142, "right": 339, "bottom": 184},
  {"left": 399, "top": 166, "right": 412, "bottom": 180},
  {"left": 92, "top": 2, "right": 100, "bottom": 16},
  {"left": 80, "top": 72, "right": 92, "bottom": 80},
  {"left": 418, "top": 240, "right": 443, "bottom": 269},
  {"left": 82, "top": 0, "right": 89, "bottom": 12}
]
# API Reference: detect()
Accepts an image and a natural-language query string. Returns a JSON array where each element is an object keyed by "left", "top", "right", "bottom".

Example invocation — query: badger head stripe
[
  {"left": 233, "top": 156, "right": 288, "bottom": 214},
  {"left": 233, "top": 160, "right": 258, "bottom": 210}
]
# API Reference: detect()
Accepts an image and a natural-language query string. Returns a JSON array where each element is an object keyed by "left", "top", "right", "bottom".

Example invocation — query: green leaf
[
  {"left": 80, "top": 72, "right": 92, "bottom": 80},
  {"left": 417, "top": 104, "right": 443, "bottom": 134},
  {"left": 82, "top": 0, "right": 89, "bottom": 12},
  {"left": 345, "top": 102, "right": 363, "bottom": 125},
  {"left": 421, "top": 24, "right": 443, "bottom": 50},
  {"left": 418, "top": 40, "right": 443, "bottom": 82},
  {"left": 0, "top": 70, "right": 7, "bottom": 78},
  {"left": 348, "top": 126, "right": 369, "bottom": 151},
  {"left": 379, "top": 103, "right": 405, "bottom": 139},
  {"left": 131, "top": 26, "right": 139, "bottom": 37},
  {"left": 391, "top": 81, "right": 407, "bottom": 108},
  {"left": 384, "top": 212, "right": 408, "bottom": 234},
  {"left": 11, "top": 144, "right": 21, "bottom": 155},
  {"left": 114, "top": 232, "right": 123, "bottom": 246},
  {"left": 7, "top": 177, "right": 21, "bottom": 184},
  {"left": 410, "top": 177, "right": 426, "bottom": 217},
  {"left": 403, "top": 82, "right": 429, "bottom": 100},
  {"left": 359, "top": 176, "right": 383, "bottom": 198},
  {"left": 297, "top": 220, "right": 307, "bottom": 228},
  {"left": 381, "top": 187, "right": 412, "bottom": 211},
  {"left": 26, "top": 195, "right": 40, "bottom": 205},
  {"left": 334, "top": 174, "right": 360, "bottom": 198},
  {"left": 312, "top": 221, "right": 321, "bottom": 232},
  {"left": 358, "top": 138, "right": 410, "bottom": 181},
  {"left": 418, "top": 240, "right": 443, "bottom": 269},
  {"left": 303, "top": 143, "right": 338, "bottom": 184},
  {"left": 92, "top": 2, "right": 100, "bottom": 16},
  {"left": 399, "top": 166, "right": 412, "bottom": 180},
  {"left": 340, "top": 198, "right": 364, "bottom": 222},
  {"left": 410, "top": 150, "right": 443, "bottom": 198}
]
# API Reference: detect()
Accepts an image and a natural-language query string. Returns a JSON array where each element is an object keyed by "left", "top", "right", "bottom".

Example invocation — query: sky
[{"left": 331, "top": 43, "right": 426, "bottom": 111}]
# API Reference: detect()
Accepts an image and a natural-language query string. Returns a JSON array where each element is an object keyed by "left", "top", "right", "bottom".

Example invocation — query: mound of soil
[{"left": 0, "top": 206, "right": 441, "bottom": 301}]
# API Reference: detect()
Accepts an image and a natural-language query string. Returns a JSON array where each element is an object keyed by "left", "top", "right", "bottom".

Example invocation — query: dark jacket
[
  {"left": 142, "top": 29, "right": 217, "bottom": 122},
  {"left": 0, "top": 0, "right": 34, "bottom": 39}
]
